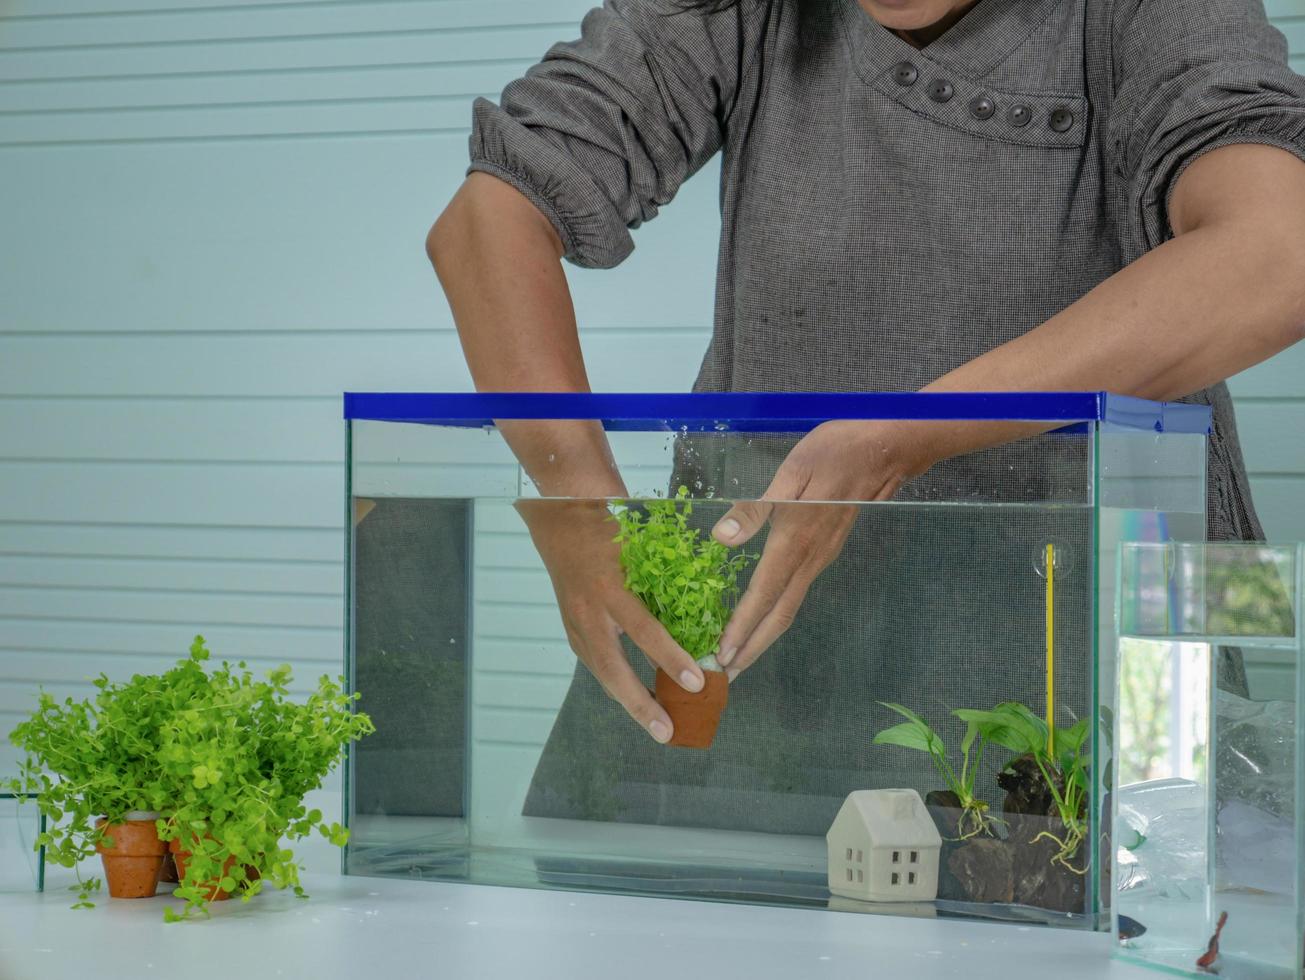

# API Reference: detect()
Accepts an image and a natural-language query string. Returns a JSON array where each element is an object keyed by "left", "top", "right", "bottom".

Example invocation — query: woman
[{"left": 427, "top": 0, "right": 1305, "bottom": 832}]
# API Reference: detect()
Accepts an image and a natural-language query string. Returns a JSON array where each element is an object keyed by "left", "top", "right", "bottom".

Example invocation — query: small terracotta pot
[
  {"left": 96, "top": 817, "right": 165, "bottom": 899},
  {"left": 654, "top": 668, "right": 729, "bottom": 748},
  {"left": 168, "top": 834, "right": 254, "bottom": 902}
]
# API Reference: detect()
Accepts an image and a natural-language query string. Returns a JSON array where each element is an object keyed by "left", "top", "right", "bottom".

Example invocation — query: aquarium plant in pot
[
  {"left": 611, "top": 488, "right": 755, "bottom": 748},
  {"left": 154, "top": 637, "right": 374, "bottom": 920},
  {"left": 874, "top": 700, "right": 1092, "bottom": 914},
  {"left": 6, "top": 668, "right": 175, "bottom": 904},
  {"left": 959, "top": 702, "right": 1091, "bottom": 914}
]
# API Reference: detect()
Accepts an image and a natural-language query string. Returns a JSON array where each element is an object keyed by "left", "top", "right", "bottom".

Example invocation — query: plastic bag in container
[
  {"left": 1215, "top": 690, "right": 1295, "bottom": 819},
  {"left": 1214, "top": 690, "right": 1296, "bottom": 896},
  {"left": 1114, "top": 778, "right": 1208, "bottom": 900}
]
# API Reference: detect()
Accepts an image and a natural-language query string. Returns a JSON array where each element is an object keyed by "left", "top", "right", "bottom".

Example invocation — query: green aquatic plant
[
  {"left": 610, "top": 486, "right": 755, "bottom": 662},
  {"left": 954, "top": 701, "right": 1091, "bottom": 873},
  {"left": 872, "top": 702, "right": 1000, "bottom": 840}
]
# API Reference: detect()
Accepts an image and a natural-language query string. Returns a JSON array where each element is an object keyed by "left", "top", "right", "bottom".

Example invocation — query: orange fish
[{"left": 1196, "top": 911, "right": 1229, "bottom": 971}]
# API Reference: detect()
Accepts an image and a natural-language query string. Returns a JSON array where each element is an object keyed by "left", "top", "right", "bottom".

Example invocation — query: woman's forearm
[
  {"left": 910, "top": 144, "right": 1305, "bottom": 470},
  {"left": 428, "top": 173, "right": 625, "bottom": 498}
]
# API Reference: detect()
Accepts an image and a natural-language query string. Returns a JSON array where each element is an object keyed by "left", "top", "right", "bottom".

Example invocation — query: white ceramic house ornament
[{"left": 826, "top": 789, "right": 942, "bottom": 902}]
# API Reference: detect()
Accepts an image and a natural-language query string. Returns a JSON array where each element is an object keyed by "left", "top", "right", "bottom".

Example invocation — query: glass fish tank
[
  {"left": 0, "top": 793, "right": 45, "bottom": 893},
  {"left": 342, "top": 392, "right": 1210, "bottom": 929},
  {"left": 1114, "top": 542, "right": 1303, "bottom": 976}
]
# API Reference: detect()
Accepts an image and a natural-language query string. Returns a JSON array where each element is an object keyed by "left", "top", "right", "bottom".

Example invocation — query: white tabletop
[{"left": 0, "top": 868, "right": 1162, "bottom": 980}]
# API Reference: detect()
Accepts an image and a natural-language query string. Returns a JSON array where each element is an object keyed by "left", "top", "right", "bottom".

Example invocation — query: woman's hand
[
  {"left": 515, "top": 498, "right": 706, "bottom": 744},
  {"left": 710, "top": 420, "right": 935, "bottom": 680}
]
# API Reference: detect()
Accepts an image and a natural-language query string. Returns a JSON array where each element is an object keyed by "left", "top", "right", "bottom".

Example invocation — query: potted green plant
[
  {"left": 154, "top": 637, "right": 375, "bottom": 920},
  {"left": 6, "top": 668, "right": 175, "bottom": 905},
  {"left": 871, "top": 702, "right": 1018, "bottom": 905},
  {"left": 611, "top": 487, "right": 754, "bottom": 748},
  {"left": 872, "top": 698, "right": 1093, "bottom": 914},
  {"left": 957, "top": 701, "right": 1091, "bottom": 914},
  {"left": 7, "top": 636, "right": 374, "bottom": 921},
  {"left": 872, "top": 702, "right": 1001, "bottom": 840}
]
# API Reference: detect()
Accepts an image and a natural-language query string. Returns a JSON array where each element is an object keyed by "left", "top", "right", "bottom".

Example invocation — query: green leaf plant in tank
[
  {"left": 610, "top": 486, "right": 755, "bottom": 663},
  {"left": 873, "top": 702, "right": 1001, "bottom": 840},
  {"left": 953, "top": 702, "right": 1091, "bottom": 874}
]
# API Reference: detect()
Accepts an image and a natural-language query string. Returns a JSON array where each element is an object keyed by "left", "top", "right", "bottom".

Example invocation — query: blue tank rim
[{"left": 342, "top": 391, "right": 1211, "bottom": 435}]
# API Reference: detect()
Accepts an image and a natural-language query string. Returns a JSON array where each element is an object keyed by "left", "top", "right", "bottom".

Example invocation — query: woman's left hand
[{"left": 710, "top": 419, "right": 934, "bottom": 680}]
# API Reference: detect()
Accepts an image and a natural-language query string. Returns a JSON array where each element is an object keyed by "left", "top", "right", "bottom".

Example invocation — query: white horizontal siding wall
[
  {"left": 0, "top": 0, "right": 1302, "bottom": 776},
  {"left": 0, "top": 0, "right": 717, "bottom": 776}
]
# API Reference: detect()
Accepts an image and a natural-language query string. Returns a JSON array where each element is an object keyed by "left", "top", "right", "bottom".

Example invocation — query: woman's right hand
[
  {"left": 431, "top": 175, "right": 707, "bottom": 743},
  {"left": 515, "top": 498, "right": 706, "bottom": 744}
]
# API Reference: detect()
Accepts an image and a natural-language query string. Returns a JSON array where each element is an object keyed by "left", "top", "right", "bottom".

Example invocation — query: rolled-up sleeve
[
  {"left": 1109, "top": 0, "right": 1305, "bottom": 253},
  {"left": 469, "top": 0, "right": 761, "bottom": 269}
]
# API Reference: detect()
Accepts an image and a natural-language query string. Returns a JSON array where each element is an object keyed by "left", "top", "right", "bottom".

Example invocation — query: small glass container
[
  {"left": 1114, "top": 542, "right": 1303, "bottom": 978},
  {"left": 0, "top": 792, "right": 46, "bottom": 893}
]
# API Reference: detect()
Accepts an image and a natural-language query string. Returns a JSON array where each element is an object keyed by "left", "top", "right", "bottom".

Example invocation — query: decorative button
[
  {"left": 1049, "top": 107, "right": 1074, "bottom": 133},
  {"left": 927, "top": 80, "right": 955, "bottom": 103},
  {"left": 1007, "top": 105, "right": 1032, "bottom": 128},
  {"left": 969, "top": 96, "right": 996, "bottom": 120},
  {"left": 893, "top": 62, "right": 919, "bottom": 87}
]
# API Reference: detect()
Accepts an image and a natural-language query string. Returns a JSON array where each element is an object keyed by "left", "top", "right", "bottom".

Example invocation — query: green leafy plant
[
  {"left": 154, "top": 636, "right": 375, "bottom": 920},
  {"left": 611, "top": 487, "right": 755, "bottom": 661},
  {"left": 954, "top": 701, "right": 1091, "bottom": 873},
  {"left": 5, "top": 668, "right": 175, "bottom": 907},
  {"left": 872, "top": 702, "right": 1000, "bottom": 840},
  {"left": 6, "top": 636, "right": 375, "bottom": 920}
]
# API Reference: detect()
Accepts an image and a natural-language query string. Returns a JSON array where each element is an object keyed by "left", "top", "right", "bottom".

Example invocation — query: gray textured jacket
[{"left": 464, "top": 0, "right": 1305, "bottom": 834}]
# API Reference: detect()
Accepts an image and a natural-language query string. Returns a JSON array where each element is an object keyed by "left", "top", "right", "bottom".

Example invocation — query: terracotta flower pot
[
  {"left": 168, "top": 834, "right": 257, "bottom": 902},
  {"left": 654, "top": 668, "right": 728, "bottom": 748},
  {"left": 95, "top": 814, "right": 165, "bottom": 899}
]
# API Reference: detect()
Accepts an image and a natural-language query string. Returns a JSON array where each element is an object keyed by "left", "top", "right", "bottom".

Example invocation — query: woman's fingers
[
  {"left": 725, "top": 574, "right": 817, "bottom": 678},
  {"left": 716, "top": 514, "right": 801, "bottom": 666},
  {"left": 718, "top": 502, "right": 856, "bottom": 669},
  {"left": 577, "top": 623, "right": 676, "bottom": 744},
  {"left": 712, "top": 498, "right": 772, "bottom": 547},
  {"left": 611, "top": 589, "right": 705, "bottom": 693},
  {"left": 712, "top": 459, "right": 807, "bottom": 546}
]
